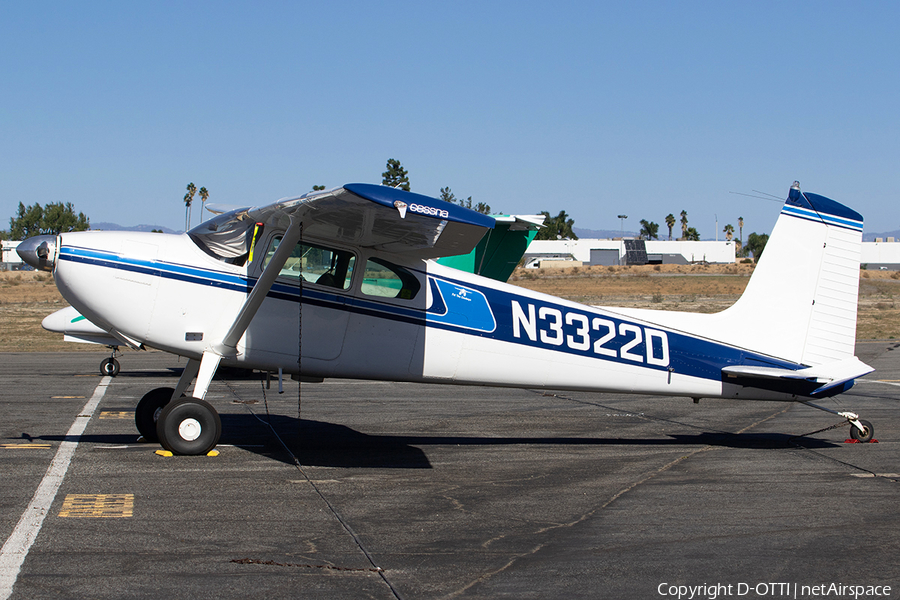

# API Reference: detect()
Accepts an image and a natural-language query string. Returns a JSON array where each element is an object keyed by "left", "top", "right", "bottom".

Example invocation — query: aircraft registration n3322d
[{"left": 18, "top": 181, "right": 876, "bottom": 455}]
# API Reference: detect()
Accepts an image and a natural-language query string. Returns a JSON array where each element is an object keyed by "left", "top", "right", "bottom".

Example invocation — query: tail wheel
[
  {"left": 135, "top": 387, "right": 175, "bottom": 442},
  {"left": 850, "top": 419, "right": 874, "bottom": 443},
  {"left": 100, "top": 357, "right": 120, "bottom": 377},
  {"left": 156, "top": 397, "right": 221, "bottom": 455}
]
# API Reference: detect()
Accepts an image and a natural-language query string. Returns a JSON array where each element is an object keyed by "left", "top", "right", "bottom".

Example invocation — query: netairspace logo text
[{"left": 657, "top": 582, "right": 893, "bottom": 600}]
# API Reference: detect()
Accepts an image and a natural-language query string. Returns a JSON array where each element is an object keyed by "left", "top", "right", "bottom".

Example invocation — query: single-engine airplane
[{"left": 18, "top": 181, "right": 875, "bottom": 455}]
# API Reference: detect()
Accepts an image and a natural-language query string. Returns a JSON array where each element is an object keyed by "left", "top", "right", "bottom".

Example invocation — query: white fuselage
[{"left": 53, "top": 229, "right": 814, "bottom": 402}]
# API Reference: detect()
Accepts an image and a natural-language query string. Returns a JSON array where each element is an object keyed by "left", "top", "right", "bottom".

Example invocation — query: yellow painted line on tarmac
[
  {"left": 0, "top": 443, "right": 51, "bottom": 449},
  {"left": 99, "top": 411, "right": 132, "bottom": 419},
  {"left": 858, "top": 379, "right": 900, "bottom": 387},
  {"left": 52, "top": 396, "right": 86, "bottom": 399},
  {"left": 58, "top": 494, "right": 134, "bottom": 518}
]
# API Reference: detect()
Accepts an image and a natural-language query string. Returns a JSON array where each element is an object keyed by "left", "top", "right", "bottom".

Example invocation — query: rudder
[{"left": 720, "top": 182, "right": 864, "bottom": 365}]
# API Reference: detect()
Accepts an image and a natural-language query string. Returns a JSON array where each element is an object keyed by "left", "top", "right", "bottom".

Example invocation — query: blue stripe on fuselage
[
  {"left": 58, "top": 246, "right": 803, "bottom": 382},
  {"left": 439, "top": 273, "right": 803, "bottom": 381},
  {"left": 60, "top": 247, "right": 252, "bottom": 293}
]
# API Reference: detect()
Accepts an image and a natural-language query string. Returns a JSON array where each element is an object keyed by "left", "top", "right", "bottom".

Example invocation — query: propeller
[{"left": 16, "top": 235, "right": 57, "bottom": 272}]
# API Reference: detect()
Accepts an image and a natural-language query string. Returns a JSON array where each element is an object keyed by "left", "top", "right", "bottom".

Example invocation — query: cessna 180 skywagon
[{"left": 18, "top": 182, "right": 875, "bottom": 455}]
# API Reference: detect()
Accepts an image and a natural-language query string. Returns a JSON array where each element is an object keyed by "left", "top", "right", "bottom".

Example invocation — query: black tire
[
  {"left": 135, "top": 387, "right": 175, "bottom": 442},
  {"left": 156, "top": 397, "right": 221, "bottom": 456},
  {"left": 849, "top": 419, "right": 874, "bottom": 443},
  {"left": 100, "top": 357, "right": 120, "bottom": 377}
]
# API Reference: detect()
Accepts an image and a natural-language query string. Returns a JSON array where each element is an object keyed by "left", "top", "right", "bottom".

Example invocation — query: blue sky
[{"left": 3, "top": 1, "right": 898, "bottom": 237}]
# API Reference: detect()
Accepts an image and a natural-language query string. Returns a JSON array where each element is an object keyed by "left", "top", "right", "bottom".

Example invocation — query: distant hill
[
  {"left": 573, "top": 227, "right": 638, "bottom": 240},
  {"left": 574, "top": 226, "right": 900, "bottom": 243},
  {"left": 863, "top": 230, "right": 900, "bottom": 242},
  {"left": 91, "top": 222, "right": 180, "bottom": 234}
]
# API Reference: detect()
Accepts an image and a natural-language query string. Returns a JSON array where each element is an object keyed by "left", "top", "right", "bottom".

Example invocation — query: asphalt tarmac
[{"left": 1, "top": 345, "right": 898, "bottom": 600}]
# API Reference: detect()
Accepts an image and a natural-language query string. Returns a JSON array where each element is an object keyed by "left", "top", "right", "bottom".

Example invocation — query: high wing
[
  {"left": 194, "top": 183, "right": 495, "bottom": 261},
  {"left": 182, "top": 183, "right": 498, "bottom": 404}
]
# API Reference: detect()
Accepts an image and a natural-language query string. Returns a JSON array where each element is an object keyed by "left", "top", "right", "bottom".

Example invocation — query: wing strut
[
  {"left": 217, "top": 219, "right": 304, "bottom": 354},
  {"left": 188, "top": 219, "right": 304, "bottom": 400}
]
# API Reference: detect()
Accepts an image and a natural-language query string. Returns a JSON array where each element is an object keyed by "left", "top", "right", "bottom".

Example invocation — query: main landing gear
[
  {"left": 803, "top": 401, "right": 874, "bottom": 443},
  {"left": 135, "top": 387, "right": 174, "bottom": 442},
  {"left": 156, "top": 398, "right": 221, "bottom": 455},
  {"left": 134, "top": 357, "right": 223, "bottom": 455},
  {"left": 135, "top": 387, "right": 222, "bottom": 455}
]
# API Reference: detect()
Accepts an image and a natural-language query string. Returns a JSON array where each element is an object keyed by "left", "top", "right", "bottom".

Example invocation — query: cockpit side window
[
  {"left": 262, "top": 236, "right": 355, "bottom": 290},
  {"left": 361, "top": 257, "right": 421, "bottom": 300}
]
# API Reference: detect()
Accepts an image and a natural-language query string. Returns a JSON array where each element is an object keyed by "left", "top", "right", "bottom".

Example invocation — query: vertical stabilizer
[
  {"left": 437, "top": 215, "right": 544, "bottom": 282},
  {"left": 719, "top": 183, "right": 864, "bottom": 365}
]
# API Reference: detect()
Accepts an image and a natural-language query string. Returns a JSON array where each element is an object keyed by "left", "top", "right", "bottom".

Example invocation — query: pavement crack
[
  {"left": 439, "top": 544, "right": 547, "bottom": 600},
  {"left": 224, "top": 380, "right": 406, "bottom": 600},
  {"left": 450, "top": 402, "right": 792, "bottom": 596},
  {"left": 451, "top": 450, "right": 702, "bottom": 598},
  {"left": 231, "top": 557, "right": 382, "bottom": 573}
]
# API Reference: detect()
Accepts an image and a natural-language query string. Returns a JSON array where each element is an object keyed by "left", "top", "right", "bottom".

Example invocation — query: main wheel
[
  {"left": 156, "top": 397, "right": 221, "bottom": 455},
  {"left": 849, "top": 419, "right": 874, "bottom": 443},
  {"left": 100, "top": 357, "right": 120, "bottom": 377},
  {"left": 135, "top": 387, "right": 175, "bottom": 442}
]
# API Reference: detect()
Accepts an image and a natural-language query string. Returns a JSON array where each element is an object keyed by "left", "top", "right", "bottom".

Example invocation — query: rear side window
[
  {"left": 361, "top": 258, "right": 420, "bottom": 300},
  {"left": 263, "top": 236, "right": 355, "bottom": 290}
]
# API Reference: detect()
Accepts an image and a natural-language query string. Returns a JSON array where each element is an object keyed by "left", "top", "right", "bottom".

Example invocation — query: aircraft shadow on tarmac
[
  {"left": 234, "top": 416, "right": 842, "bottom": 469},
  {"left": 97, "top": 366, "right": 259, "bottom": 380},
  {"left": 26, "top": 417, "right": 839, "bottom": 470}
]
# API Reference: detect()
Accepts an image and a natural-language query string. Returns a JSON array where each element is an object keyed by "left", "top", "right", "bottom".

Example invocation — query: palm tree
[
  {"left": 723, "top": 223, "right": 734, "bottom": 241},
  {"left": 183, "top": 193, "right": 192, "bottom": 231},
  {"left": 639, "top": 219, "right": 659, "bottom": 240},
  {"left": 198, "top": 187, "right": 209, "bottom": 222},
  {"left": 679, "top": 210, "right": 688, "bottom": 240},
  {"left": 738, "top": 216, "right": 744, "bottom": 256},
  {"left": 665, "top": 213, "right": 675, "bottom": 240},
  {"left": 184, "top": 182, "right": 197, "bottom": 231}
]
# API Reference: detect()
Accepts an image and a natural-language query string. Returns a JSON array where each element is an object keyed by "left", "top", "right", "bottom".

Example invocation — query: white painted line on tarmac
[
  {"left": 857, "top": 379, "right": 900, "bottom": 387},
  {"left": 0, "top": 376, "right": 110, "bottom": 600}
]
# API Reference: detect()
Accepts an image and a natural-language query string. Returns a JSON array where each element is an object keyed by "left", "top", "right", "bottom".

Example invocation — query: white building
[
  {"left": 861, "top": 239, "right": 900, "bottom": 270},
  {"left": 525, "top": 238, "right": 737, "bottom": 266},
  {"left": 525, "top": 238, "right": 900, "bottom": 270},
  {"left": 1, "top": 240, "right": 23, "bottom": 268}
]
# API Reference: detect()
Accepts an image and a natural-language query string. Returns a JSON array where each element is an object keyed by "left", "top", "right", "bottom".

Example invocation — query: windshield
[{"left": 188, "top": 213, "right": 256, "bottom": 265}]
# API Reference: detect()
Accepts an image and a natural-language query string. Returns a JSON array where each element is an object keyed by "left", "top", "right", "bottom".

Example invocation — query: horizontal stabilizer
[
  {"left": 722, "top": 365, "right": 822, "bottom": 382},
  {"left": 63, "top": 333, "right": 121, "bottom": 346},
  {"left": 723, "top": 357, "right": 873, "bottom": 395},
  {"left": 43, "top": 306, "right": 139, "bottom": 348}
]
